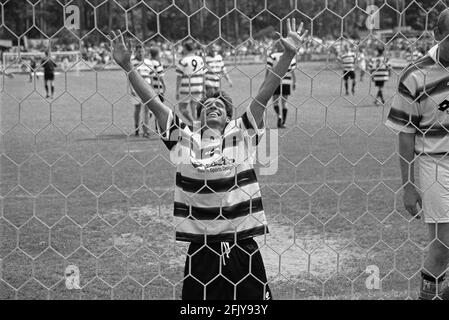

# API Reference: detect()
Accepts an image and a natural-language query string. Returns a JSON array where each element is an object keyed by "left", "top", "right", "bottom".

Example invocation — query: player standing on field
[
  {"left": 204, "top": 44, "right": 233, "bottom": 95},
  {"left": 110, "top": 19, "right": 308, "bottom": 300},
  {"left": 131, "top": 45, "right": 151, "bottom": 137},
  {"left": 369, "top": 47, "right": 390, "bottom": 106},
  {"left": 29, "top": 57, "right": 38, "bottom": 82},
  {"left": 41, "top": 51, "right": 57, "bottom": 99},
  {"left": 385, "top": 9, "right": 449, "bottom": 300},
  {"left": 339, "top": 44, "right": 357, "bottom": 96},
  {"left": 266, "top": 41, "right": 297, "bottom": 128},
  {"left": 176, "top": 40, "right": 205, "bottom": 125},
  {"left": 131, "top": 45, "right": 166, "bottom": 137},
  {"left": 358, "top": 47, "right": 367, "bottom": 82}
]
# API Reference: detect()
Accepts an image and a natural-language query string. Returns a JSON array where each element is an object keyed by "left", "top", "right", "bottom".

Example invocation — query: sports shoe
[{"left": 419, "top": 279, "right": 448, "bottom": 300}]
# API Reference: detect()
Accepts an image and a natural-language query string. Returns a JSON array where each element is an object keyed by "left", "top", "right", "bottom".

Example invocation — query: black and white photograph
[{"left": 1, "top": 0, "right": 449, "bottom": 307}]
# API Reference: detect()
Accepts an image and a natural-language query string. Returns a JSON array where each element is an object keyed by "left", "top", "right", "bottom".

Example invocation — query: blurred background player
[
  {"left": 26, "top": 57, "right": 38, "bottom": 82},
  {"left": 369, "top": 47, "right": 391, "bottom": 106},
  {"left": 176, "top": 40, "right": 205, "bottom": 125},
  {"left": 204, "top": 44, "right": 233, "bottom": 96},
  {"left": 358, "top": 47, "right": 367, "bottom": 82},
  {"left": 41, "top": 51, "right": 57, "bottom": 99},
  {"left": 148, "top": 46, "right": 166, "bottom": 102},
  {"left": 131, "top": 44, "right": 165, "bottom": 137},
  {"left": 144, "top": 46, "right": 166, "bottom": 136},
  {"left": 339, "top": 44, "right": 357, "bottom": 95},
  {"left": 266, "top": 40, "right": 297, "bottom": 128}
]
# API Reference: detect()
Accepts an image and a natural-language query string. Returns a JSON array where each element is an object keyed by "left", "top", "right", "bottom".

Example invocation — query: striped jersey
[
  {"left": 156, "top": 105, "right": 268, "bottom": 243},
  {"left": 369, "top": 56, "right": 391, "bottom": 82},
  {"left": 205, "top": 54, "right": 226, "bottom": 88},
  {"left": 266, "top": 52, "right": 296, "bottom": 86},
  {"left": 386, "top": 45, "right": 449, "bottom": 156},
  {"left": 176, "top": 55, "right": 205, "bottom": 96},
  {"left": 131, "top": 58, "right": 164, "bottom": 93},
  {"left": 340, "top": 51, "right": 357, "bottom": 72}
]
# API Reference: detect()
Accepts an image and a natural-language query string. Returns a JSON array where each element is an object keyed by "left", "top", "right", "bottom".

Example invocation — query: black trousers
[{"left": 182, "top": 238, "right": 272, "bottom": 300}]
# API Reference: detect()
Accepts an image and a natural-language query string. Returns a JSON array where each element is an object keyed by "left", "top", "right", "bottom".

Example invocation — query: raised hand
[
  {"left": 109, "top": 30, "right": 132, "bottom": 71},
  {"left": 276, "top": 18, "right": 309, "bottom": 53}
]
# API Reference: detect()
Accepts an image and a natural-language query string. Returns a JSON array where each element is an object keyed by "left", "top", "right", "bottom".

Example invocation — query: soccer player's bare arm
[
  {"left": 110, "top": 30, "right": 170, "bottom": 132},
  {"left": 399, "top": 132, "right": 422, "bottom": 218},
  {"left": 250, "top": 19, "right": 308, "bottom": 127}
]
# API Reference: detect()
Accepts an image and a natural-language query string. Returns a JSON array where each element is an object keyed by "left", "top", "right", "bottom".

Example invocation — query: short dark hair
[
  {"left": 197, "top": 90, "right": 233, "bottom": 119},
  {"left": 183, "top": 40, "right": 194, "bottom": 52},
  {"left": 149, "top": 46, "right": 160, "bottom": 59}
]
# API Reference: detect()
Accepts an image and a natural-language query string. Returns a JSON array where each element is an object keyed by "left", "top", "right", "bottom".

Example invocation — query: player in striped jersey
[
  {"left": 358, "top": 47, "right": 367, "bottom": 82},
  {"left": 266, "top": 41, "right": 297, "bottom": 128},
  {"left": 369, "top": 47, "right": 390, "bottom": 105},
  {"left": 147, "top": 46, "right": 166, "bottom": 101},
  {"left": 204, "top": 44, "right": 232, "bottom": 95},
  {"left": 338, "top": 45, "right": 357, "bottom": 95},
  {"left": 131, "top": 45, "right": 165, "bottom": 137},
  {"left": 385, "top": 9, "right": 449, "bottom": 300},
  {"left": 176, "top": 40, "right": 205, "bottom": 125},
  {"left": 110, "top": 19, "right": 308, "bottom": 300}
]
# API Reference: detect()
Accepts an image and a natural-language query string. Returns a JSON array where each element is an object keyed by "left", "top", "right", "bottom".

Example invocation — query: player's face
[
  {"left": 200, "top": 99, "right": 228, "bottom": 131},
  {"left": 135, "top": 48, "right": 143, "bottom": 60}
]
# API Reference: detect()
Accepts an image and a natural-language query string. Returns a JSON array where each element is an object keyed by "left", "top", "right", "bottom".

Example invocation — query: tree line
[{"left": 0, "top": 0, "right": 444, "bottom": 46}]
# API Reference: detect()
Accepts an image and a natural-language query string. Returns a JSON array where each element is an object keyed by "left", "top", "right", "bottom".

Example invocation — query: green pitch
[{"left": 0, "top": 62, "right": 429, "bottom": 299}]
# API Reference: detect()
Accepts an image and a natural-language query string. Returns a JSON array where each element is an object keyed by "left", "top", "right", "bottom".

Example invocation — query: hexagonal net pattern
[{"left": 1, "top": 0, "right": 448, "bottom": 300}]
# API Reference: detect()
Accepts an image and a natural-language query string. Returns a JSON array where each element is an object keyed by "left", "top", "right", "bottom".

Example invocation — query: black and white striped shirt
[{"left": 156, "top": 106, "right": 269, "bottom": 243}]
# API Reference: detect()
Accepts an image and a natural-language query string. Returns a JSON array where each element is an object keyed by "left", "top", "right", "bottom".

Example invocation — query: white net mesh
[{"left": 0, "top": 0, "right": 448, "bottom": 300}]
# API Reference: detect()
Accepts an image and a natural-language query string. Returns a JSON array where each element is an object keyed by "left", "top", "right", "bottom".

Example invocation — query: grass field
[{"left": 0, "top": 61, "right": 431, "bottom": 300}]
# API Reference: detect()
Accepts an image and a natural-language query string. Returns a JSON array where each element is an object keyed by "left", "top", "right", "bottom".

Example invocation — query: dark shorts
[
  {"left": 374, "top": 81, "right": 385, "bottom": 88},
  {"left": 343, "top": 70, "right": 355, "bottom": 80},
  {"left": 44, "top": 73, "right": 54, "bottom": 81},
  {"left": 182, "top": 238, "right": 272, "bottom": 300},
  {"left": 273, "top": 84, "right": 291, "bottom": 96}
]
